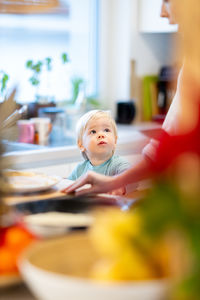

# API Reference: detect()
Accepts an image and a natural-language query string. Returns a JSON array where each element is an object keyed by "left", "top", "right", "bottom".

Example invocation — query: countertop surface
[
  {"left": 1, "top": 182, "right": 142, "bottom": 300},
  {"left": 2, "top": 122, "right": 161, "bottom": 170},
  {"left": 0, "top": 284, "right": 36, "bottom": 300},
  {"left": 3, "top": 122, "right": 161, "bottom": 153}
]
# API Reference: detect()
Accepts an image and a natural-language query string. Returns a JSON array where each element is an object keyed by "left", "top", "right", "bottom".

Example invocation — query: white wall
[
  {"left": 98, "top": 0, "right": 176, "bottom": 115},
  {"left": 98, "top": 0, "right": 132, "bottom": 115},
  {"left": 130, "top": 0, "right": 176, "bottom": 76}
]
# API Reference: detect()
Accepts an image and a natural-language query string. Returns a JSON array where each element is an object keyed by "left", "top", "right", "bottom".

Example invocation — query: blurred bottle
[{"left": 38, "top": 107, "right": 66, "bottom": 142}]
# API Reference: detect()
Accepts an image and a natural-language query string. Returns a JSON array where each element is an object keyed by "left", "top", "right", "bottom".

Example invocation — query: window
[{"left": 0, "top": 0, "right": 98, "bottom": 103}]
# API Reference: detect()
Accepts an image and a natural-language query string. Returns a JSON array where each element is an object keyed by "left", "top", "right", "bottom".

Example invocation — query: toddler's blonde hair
[{"left": 76, "top": 110, "right": 118, "bottom": 159}]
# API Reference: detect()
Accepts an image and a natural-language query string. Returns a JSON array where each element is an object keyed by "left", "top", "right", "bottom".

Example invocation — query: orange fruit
[
  {"left": 0, "top": 246, "right": 17, "bottom": 273},
  {"left": 4, "top": 226, "right": 34, "bottom": 252}
]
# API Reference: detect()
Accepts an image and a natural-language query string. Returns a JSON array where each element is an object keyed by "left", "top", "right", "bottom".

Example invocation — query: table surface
[
  {"left": 1, "top": 177, "right": 144, "bottom": 299},
  {"left": 0, "top": 284, "right": 36, "bottom": 300},
  {"left": 3, "top": 178, "right": 142, "bottom": 209},
  {"left": 3, "top": 178, "right": 71, "bottom": 206}
]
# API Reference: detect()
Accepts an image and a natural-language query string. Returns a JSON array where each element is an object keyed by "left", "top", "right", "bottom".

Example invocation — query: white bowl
[
  {"left": 23, "top": 212, "right": 94, "bottom": 238},
  {"left": 19, "top": 232, "right": 169, "bottom": 300}
]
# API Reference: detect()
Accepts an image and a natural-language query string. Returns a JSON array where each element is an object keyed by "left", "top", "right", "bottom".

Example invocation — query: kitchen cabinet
[{"left": 138, "top": 0, "right": 178, "bottom": 33}]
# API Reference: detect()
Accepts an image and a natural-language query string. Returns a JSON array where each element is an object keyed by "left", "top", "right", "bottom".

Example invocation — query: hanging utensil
[{"left": 0, "top": 105, "right": 28, "bottom": 130}]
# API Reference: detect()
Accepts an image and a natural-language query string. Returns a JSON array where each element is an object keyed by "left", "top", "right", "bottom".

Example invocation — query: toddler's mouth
[{"left": 98, "top": 141, "right": 107, "bottom": 145}]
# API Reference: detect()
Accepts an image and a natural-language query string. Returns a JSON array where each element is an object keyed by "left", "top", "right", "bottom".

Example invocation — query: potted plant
[
  {"left": 26, "top": 56, "right": 53, "bottom": 103},
  {"left": 25, "top": 53, "right": 70, "bottom": 117},
  {"left": 0, "top": 71, "right": 9, "bottom": 101},
  {"left": 26, "top": 52, "right": 69, "bottom": 104}
]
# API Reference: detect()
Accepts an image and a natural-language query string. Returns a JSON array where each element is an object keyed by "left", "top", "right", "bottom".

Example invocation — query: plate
[{"left": 3, "top": 170, "right": 60, "bottom": 193}]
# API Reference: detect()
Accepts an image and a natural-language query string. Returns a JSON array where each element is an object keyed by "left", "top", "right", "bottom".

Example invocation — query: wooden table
[
  {"left": 3, "top": 178, "right": 143, "bottom": 210},
  {"left": 3, "top": 179, "right": 72, "bottom": 206},
  {"left": 1, "top": 178, "right": 145, "bottom": 299}
]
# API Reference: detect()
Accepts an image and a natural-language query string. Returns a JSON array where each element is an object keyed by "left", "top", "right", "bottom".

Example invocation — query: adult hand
[
  {"left": 108, "top": 187, "right": 126, "bottom": 196},
  {"left": 62, "top": 171, "right": 119, "bottom": 196}
]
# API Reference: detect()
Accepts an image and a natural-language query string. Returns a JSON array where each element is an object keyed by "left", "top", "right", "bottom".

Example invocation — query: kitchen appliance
[
  {"left": 157, "top": 66, "right": 178, "bottom": 116},
  {"left": 116, "top": 100, "right": 136, "bottom": 124}
]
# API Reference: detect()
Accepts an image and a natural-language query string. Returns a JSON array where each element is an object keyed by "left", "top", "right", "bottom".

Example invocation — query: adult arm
[{"left": 62, "top": 154, "right": 153, "bottom": 196}]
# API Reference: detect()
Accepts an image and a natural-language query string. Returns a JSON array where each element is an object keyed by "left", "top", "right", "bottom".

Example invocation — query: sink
[
  {"left": 2, "top": 134, "right": 76, "bottom": 154},
  {"left": 2, "top": 140, "right": 45, "bottom": 153}
]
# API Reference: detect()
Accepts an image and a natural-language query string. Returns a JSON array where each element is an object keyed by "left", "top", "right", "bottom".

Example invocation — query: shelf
[{"left": 0, "top": 14, "right": 70, "bottom": 32}]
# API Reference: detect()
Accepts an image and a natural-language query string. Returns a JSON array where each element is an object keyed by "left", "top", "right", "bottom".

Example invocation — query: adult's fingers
[
  {"left": 61, "top": 182, "right": 75, "bottom": 193},
  {"left": 62, "top": 172, "right": 94, "bottom": 194},
  {"left": 75, "top": 186, "right": 98, "bottom": 196}
]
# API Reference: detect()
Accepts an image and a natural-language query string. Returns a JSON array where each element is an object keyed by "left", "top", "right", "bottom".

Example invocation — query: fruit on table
[
  {"left": 91, "top": 249, "right": 158, "bottom": 281},
  {"left": 89, "top": 208, "right": 183, "bottom": 281},
  {"left": 0, "top": 246, "right": 17, "bottom": 273},
  {"left": 0, "top": 225, "right": 35, "bottom": 275},
  {"left": 89, "top": 208, "right": 142, "bottom": 257}
]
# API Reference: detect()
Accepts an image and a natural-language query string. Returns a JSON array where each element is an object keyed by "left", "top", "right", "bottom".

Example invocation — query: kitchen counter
[
  {"left": 2, "top": 123, "right": 161, "bottom": 171},
  {"left": 1, "top": 124, "right": 160, "bottom": 300},
  {"left": 1, "top": 184, "right": 143, "bottom": 300},
  {"left": 0, "top": 284, "right": 36, "bottom": 300}
]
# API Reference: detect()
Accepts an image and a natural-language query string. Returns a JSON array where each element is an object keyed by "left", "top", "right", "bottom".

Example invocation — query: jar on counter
[{"left": 38, "top": 107, "right": 66, "bottom": 142}]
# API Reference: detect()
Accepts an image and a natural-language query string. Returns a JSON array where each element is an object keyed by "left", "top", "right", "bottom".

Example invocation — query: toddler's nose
[{"left": 98, "top": 132, "right": 105, "bottom": 138}]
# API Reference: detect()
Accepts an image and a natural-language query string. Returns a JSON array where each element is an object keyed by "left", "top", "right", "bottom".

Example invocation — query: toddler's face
[{"left": 79, "top": 117, "right": 117, "bottom": 162}]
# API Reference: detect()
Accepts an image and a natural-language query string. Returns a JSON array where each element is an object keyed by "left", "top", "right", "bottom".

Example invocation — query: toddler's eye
[
  {"left": 104, "top": 128, "right": 110, "bottom": 132},
  {"left": 90, "top": 130, "right": 96, "bottom": 134}
]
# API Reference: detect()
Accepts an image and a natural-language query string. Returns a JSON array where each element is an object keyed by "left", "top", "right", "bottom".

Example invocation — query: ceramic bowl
[{"left": 19, "top": 232, "right": 169, "bottom": 300}]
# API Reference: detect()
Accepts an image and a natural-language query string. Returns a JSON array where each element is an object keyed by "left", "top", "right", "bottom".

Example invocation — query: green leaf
[
  {"left": 29, "top": 76, "right": 40, "bottom": 86},
  {"left": 0, "top": 72, "right": 9, "bottom": 94},
  {"left": 26, "top": 60, "right": 33, "bottom": 68},
  {"left": 71, "top": 77, "right": 84, "bottom": 104},
  {"left": 173, "top": 272, "right": 200, "bottom": 300},
  {"left": 45, "top": 57, "right": 52, "bottom": 71},
  {"left": 61, "top": 53, "right": 69, "bottom": 64},
  {"left": 2, "top": 74, "right": 9, "bottom": 88},
  {"left": 33, "top": 61, "right": 43, "bottom": 73},
  {"left": 86, "top": 96, "right": 100, "bottom": 108},
  {"left": 139, "top": 180, "right": 184, "bottom": 238}
]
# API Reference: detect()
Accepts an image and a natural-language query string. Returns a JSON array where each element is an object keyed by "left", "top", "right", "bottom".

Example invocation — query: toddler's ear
[
  {"left": 78, "top": 141, "right": 85, "bottom": 152},
  {"left": 80, "top": 146, "right": 85, "bottom": 152}
]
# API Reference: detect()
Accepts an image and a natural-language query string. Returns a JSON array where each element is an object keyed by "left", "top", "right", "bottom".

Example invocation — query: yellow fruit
[
  {"left": 90, "top": 209, "right": 142, "bottom": 257},
  {"left": 91, "top": 249, "right": 157, "bottom": 281}
]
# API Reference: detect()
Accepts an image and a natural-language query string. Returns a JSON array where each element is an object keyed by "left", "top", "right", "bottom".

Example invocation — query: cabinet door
[{"left": 139, "top": 0, "right": 178, "bottom": 33}]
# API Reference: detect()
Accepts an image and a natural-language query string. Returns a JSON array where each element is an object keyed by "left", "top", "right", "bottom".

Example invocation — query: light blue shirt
[{"left": 68, "top": 155, "right": 130, "bottom": 180}]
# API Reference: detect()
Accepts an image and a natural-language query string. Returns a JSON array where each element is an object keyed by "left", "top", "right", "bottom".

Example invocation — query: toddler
[{"left": 68, "top": 110, "right": 130, "bottom": 193}]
